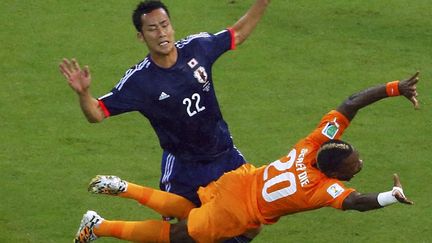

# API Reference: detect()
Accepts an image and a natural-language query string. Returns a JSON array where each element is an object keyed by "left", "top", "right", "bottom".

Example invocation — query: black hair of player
[
  {"left": 316, "top": 139, "right": 353, "bottom": 176},
  {"left": 132, "top": 0, "right": 170, "bottom": 32}
]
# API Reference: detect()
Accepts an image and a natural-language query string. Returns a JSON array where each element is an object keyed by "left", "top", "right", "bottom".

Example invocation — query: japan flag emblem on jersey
[{"left": 188, "top": 58, "right": 198, "bottom": 68}]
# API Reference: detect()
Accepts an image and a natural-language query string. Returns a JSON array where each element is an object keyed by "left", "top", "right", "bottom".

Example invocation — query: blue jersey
[{"left": 99, "top": 29, "right": 235, "bottom": 162}]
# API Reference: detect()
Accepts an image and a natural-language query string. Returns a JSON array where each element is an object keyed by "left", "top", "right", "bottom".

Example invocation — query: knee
[
  {"left": 170, "top": 220, "right": 195, "bottom": 243},
  {"left": 243, "top": 224, "right": 263, "bottom": 239}
]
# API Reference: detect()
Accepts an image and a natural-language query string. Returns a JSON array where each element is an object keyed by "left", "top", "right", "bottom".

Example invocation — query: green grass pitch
[{"left": 1, "top": 0, "right": 431, "bottom": 242}]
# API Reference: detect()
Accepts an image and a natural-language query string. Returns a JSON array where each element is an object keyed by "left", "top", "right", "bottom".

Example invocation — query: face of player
[
  {"left": 336, "top": 150, "right": 363, "bottom": 181},
  {"left": 138, "top": 8, "right": 176, "bottom": 60}
]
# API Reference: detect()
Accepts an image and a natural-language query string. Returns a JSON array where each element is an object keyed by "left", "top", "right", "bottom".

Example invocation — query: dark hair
[
  {"left": 132, "top": 0, "right": 170, "bottom": 32},
  {"left": 316, "top": 139, "right": 353, "bottom": 176}
]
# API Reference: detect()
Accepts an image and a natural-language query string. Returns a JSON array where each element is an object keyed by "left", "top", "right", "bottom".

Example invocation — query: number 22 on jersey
[
  {"left": 183, "top": 93, "right": 206, "bottom": 117},
  {"left": 262, "top": 149, "right": 298, "bottom": 202}
]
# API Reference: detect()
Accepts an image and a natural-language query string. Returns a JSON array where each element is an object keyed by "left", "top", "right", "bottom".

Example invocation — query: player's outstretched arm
[
  {"left": 231, "top": 0, "right": 270, "bottom": 46},
  {"left": 342, "top": 174, "right": 413, "bottom": 212},
  {"left": 59, "top": 58, "right": 105, "bottom": 123},
  {"left": 337, "top": 71, "right": 420, "bottom": 121}
]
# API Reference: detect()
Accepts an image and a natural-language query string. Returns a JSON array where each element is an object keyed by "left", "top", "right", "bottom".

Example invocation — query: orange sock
[
  {"left": 94, "top": 220, "right": 170, "bottom": 243},
  {"left": 120, "top": 182, "right": 196, "bottom": 219}
]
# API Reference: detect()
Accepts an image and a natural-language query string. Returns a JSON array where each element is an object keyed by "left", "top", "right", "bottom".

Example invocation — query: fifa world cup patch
[
  {"left": 327, "top": 183, "right": 345, "bottom": 198},
  {"left": 321, "top": 119, "right": 340, "bottom": 139}
]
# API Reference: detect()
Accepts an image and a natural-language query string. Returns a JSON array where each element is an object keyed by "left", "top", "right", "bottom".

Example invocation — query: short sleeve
[
  {"left": 306, "top": 110, "right": 351, "bottom": 145},
  {"left": 314, "top": 179, "right": 355, "bottom": 210},
  {"left": 196, "top": 29, "right": 234, "bottom": 63},
  {"left": 325, "top": 180, "right": 355, "bottom": 209},
  {"left": 97, "top": 75, "right": 144, "bottom": 117}
]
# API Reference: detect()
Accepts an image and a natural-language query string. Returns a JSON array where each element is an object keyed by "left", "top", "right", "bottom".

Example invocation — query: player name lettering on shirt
[{"left": 295, "top": 148, "right": 310, "bottom": 187}]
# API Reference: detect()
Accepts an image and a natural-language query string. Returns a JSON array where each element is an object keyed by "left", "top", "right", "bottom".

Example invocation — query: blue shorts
[{"left": 159, "top": 147, "right": 246, "bottom": 206}]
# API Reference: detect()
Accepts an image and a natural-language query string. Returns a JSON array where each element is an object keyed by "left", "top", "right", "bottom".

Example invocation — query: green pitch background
[{"left": 1, "top": 0, "right": 431, "bottom": 242}]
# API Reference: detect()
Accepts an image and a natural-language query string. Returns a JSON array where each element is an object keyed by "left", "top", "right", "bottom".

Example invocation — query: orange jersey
[
  {"left": 252, "top": 110, "right": 355, "bottom": 224},
  {"left": 188, "top": 110, "right": 356, "bottom": 242}
]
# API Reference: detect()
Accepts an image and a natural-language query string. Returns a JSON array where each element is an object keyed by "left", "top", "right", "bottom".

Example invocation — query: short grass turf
[{"left": 1, "top": 0, "right": 431, "bottom": 242}]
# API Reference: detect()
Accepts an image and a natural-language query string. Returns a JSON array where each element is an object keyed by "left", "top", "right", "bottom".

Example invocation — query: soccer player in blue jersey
[{"left": 60, "top": 0, "right": 270, "bottom": 241}]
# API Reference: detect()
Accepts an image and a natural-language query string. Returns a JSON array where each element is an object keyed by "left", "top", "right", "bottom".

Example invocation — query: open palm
[{"left": 59, "top": 58, "right": 91, "bottom": 94}]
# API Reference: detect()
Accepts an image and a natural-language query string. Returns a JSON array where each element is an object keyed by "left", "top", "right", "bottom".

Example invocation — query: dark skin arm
[
  {"left": 342, "top": 174, "right": 414, "bottom": 211},
  {"left": 338, "top": 73, "right": 419, "bottom": 211},
  {"left": 337, "top": 72, "right": 419, "bottom": 121}
]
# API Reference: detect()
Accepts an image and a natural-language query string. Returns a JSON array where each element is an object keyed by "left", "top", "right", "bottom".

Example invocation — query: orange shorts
[{"left": 187, "top": 164, "right": 261, "bottom": 243}]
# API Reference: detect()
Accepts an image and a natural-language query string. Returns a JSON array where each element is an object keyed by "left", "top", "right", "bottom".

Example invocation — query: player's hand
[
  {"left": 392, "top": 173, "right": 414, "bottom": 205},
  {"left": 398, "top": 71, "right": 419, "bottom": 109},
  {"left": 59, "top": 58, "right": 92, "bottom": 95}
]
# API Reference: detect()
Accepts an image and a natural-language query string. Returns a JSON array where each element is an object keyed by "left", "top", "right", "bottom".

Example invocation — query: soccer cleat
[
  {"left": 74, "top": 210, "right": 103, "bottom": 243},
  {"left": 88, "top": 175, "right": 128, "bottom": 195}
]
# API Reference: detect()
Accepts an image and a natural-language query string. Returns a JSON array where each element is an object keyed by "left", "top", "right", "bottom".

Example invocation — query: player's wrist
[
  {"left": 77, "top": 88, "right": 92, "bottom": 98},
  {"left": 386, "top": 80, "right": 400, "bottom": 97},
  {"left": 377, "top": 186, "right": 404, "bottom": 206}
]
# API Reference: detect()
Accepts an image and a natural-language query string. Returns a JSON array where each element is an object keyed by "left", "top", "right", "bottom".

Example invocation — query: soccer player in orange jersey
[{"left": 74, "top": 72, "right": 419, "bottom": 243}]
